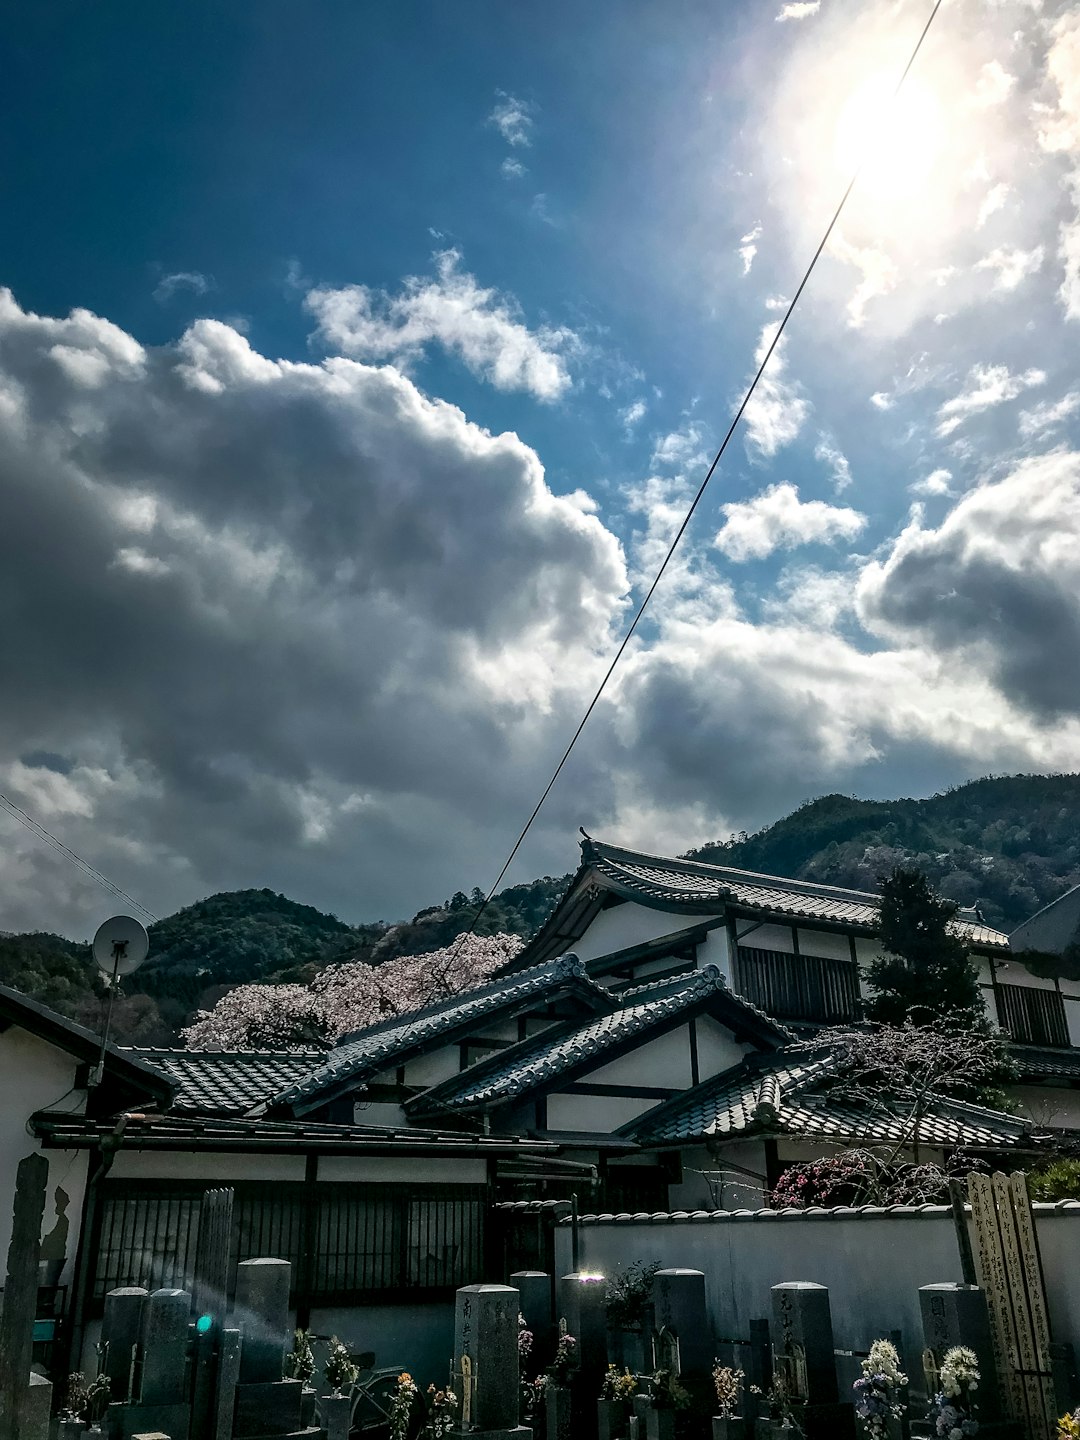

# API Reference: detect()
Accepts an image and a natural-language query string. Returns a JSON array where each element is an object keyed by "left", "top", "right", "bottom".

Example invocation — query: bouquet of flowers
[
  {"left": 548, "top": 1332, "right": 578, "bottom": 1385},
  {"left": 389, "top": 1372, "right": 418, "bottom": 1440},
  {"left": 425, "top": 1381, "right": 457, "bottom": 1440},
  {"left": 324, "top": 1337, "right": 359, "bottom": 1396},
  {"left": 928, "top": 1346, "right": 980, "bottom": 1440},
  {"left": 1058, "top": 1409, "right": 1080, "bottom": 1440},
  {"left": 852, "top": 1338, "right": 907, "bottom": 1440},
  {"left": 713, "top": 1364, "right": 745, "bottom": 1420},
  {"left": 600, "top": 1365, "right": 639, "bottom": 1403}
]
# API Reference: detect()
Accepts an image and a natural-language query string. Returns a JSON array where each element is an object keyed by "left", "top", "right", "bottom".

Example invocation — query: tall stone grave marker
[
  {"left": 0, "top": 1152, "right": 50, "bottom": 1440},
  {"left": 232, "top": 1259, "right": 317, "bottom": 1440},
  {"left": 450, "top": 1282, "right": 530, "bottom": 1440},
  {"left": 512, "top": 1270, "right": 554, "bottom": 1363},
  {"left": 652, "top": 1269, "right": 710, "bottom": 1378},
  {"left": 191, "top": 1189, "right": 234, "bottom": 1439},
  {"left": 100, "top": 1288, "right": 149, "bottom": 1402},
  {"left": 557, "top": 1272, "right": 608, "bottom": 1380},
  {"left": 771, "top": 1282, "right": 854, "bottom": 1440},
  {"left": 919, "top": 1282, "right": 1002, "bottom": 1423},
  {"left": 107, "top": 1287, "right": 192, "bottom": 1440}
]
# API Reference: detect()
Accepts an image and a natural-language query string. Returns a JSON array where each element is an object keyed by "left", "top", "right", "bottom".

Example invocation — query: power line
[
  {"left": 0, "top": 790, "right": 159, "bottom": 924},
  {"left": 439, "top": 0, "right": 945, "bottom": 972}
]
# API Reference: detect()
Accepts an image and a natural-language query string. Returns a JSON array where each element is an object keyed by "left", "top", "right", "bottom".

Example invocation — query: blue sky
[{"left": 2, "top": 0, "right": 1080, "bottom": 934}]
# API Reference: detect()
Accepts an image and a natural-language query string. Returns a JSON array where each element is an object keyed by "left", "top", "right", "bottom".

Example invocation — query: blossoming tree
[{"left": 181, "top": 931, "right": 524, "bottom": 1050}]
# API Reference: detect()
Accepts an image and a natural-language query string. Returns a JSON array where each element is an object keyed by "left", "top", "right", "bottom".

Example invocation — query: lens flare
[{"left": 834, "top": 72, "right": 942, "bottom": 202}]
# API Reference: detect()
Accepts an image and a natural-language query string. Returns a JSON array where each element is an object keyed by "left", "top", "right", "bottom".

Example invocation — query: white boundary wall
[{"left": 554, "top": 1201, "right": 1080, "bottom": 1379}]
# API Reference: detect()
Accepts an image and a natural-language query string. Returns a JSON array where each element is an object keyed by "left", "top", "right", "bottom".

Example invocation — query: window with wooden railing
[
  {"left": 995, "top": 982, "right": 1070, "bottom": 1048},
  {"left": 734, "top": 945, "right": 861, "bottom": 1024}
]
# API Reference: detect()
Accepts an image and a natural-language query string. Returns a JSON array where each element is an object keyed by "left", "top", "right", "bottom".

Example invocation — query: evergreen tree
[{"left": 866, "top": 865, "right": 984, "bottom": 1025}]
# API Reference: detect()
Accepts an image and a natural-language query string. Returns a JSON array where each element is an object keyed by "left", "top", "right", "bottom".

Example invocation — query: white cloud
[
  {"left": 742, "top": 324, "right": 810, "bottom": 457},
  {"left": 936, "top": 364, "right": 1046, "bottom": 437},
  {"left": 305, "top": 250, "right": 577, "bottom": 401},
  {"left": 829, "top": 232, "right": 898, "bottom": 328},
  {"left": 154, "top": 271, "right": 211, "bottom": 304},
  {"left": 976, "top": 183, "right": 1010, "bottom": 229},
  {"left": 620, "top": 399, "right": 647, "bottom": 435},
  {"left": 775, "top": 1, "right": 820, "bottom": 19},
  {"left": 488, "top": 91, "right": 534, "bottom": 148},
  {"left": 1018, "top": 391, "right": 1080, "bottom": 436},
  {"left": 814, "top": 434, "right": 853, "bottom": 493},
  {"left": 501, "top": 157, "right": 527, "bottom": 180},
  {"left": 713, "top": 482, "right": 866, "bottom": 562},
  {"left": 870, "top": 391, "right": 892, "bottom": 411},
  {"left": 910, "top": 468, "right": 954, "bottom": 497},
  {"left": 1037, "top": 13, "right": 1080, "bottom": 155},
  {"left": 975, "top": 245, "right": 1044, "bottom": 291},
  {"left": 1060, "top": 212, "right": 1080, "bottom": 319},
  {"left": 739, "top": 224, "right": 762, "bottom": 276},
  {"left": 969, "top": 61, "right": 1016, "bottom": 110}
]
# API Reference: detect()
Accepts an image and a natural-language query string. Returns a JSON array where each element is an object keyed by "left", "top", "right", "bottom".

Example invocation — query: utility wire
[
  {"left": 0, "top": 790, "right": 159, "bottom": 923},
  {"left": 439, "top": 0, "right": 945, "bottom": 974}
]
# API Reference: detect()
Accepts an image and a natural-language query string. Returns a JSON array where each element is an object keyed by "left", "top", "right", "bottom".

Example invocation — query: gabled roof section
[
  {"left": 273, "top": 952, "right": 611, "bottom": 1116},
  {"left": 1010, "top": 883, "right": 1080, "bottom": 958},
  {"left": 1010, "top": 1045, "right": 1080, "bottom": 1082},
  {"left": 619, "top": 1044, "right": 1035, "bottom": 1151},
  {"left": 407, "top": 966, "right": 794, "bottom": 1119},
  {"left": 125, "top": 1047, "right": 327, "bottom": 1116},
  {"left": 506, "top": 837, "right": 1008, "bottom": 969},
  {"left": 0, "top": 981, "right": 175, "bottom": 1105}
]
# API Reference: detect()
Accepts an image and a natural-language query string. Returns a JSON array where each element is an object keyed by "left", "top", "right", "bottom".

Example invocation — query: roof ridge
[{"left": 127, "top": 1046, "right": 328, "bottom": 1061}]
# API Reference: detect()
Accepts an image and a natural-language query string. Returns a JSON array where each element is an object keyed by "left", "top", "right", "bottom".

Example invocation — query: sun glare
[{"left": 834, "top": 72, "right": 942, "bottom": 203}]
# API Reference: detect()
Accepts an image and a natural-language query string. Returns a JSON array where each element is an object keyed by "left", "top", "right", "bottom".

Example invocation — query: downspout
[{"left": 65, "top": 1112, "right": 140, "bottom": 1372}]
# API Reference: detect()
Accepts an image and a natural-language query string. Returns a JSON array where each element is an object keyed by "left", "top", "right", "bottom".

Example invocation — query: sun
[{"left": 833, "top": 72, "right": 942, "bottom": 204}]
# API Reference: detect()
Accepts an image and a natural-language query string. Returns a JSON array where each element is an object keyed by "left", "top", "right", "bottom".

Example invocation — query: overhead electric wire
[
  {"left": 438, "top": 0, "right": 945, "bottom": 974},
  {"left": 0, "top": 790, "right": 159, "bottom": 924}
]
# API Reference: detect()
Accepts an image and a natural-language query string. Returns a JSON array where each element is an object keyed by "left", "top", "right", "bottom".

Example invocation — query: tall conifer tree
[{"left": 866, "top": 866, "right": 984, "bottom": 1025}]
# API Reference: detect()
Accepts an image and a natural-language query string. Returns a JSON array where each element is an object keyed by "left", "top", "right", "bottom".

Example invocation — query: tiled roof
[
  {"left": 408, "top": 967, "right": 793, "bottom": 1116},
  {"left": 619, "top": 1045, "right": 1034, "bottom": 1151},
  {"left": 1011, "top": 1045, "right": 1080, "bottom": 1080},
  {"left": 126, "top": 1047, "right": 326, "bottom": 1116},
  {"left": 582, "top": 839, "right": 1009, "bottom": 950},
  {"left": 274, "top": 953, "right": 610, "bottom": 1112},
  {"left": 565, "top": 1199, "right": 1080, "bottom": 1224}
]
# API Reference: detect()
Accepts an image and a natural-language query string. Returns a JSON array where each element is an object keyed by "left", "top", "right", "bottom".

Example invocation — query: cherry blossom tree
[{"left": 181, "top": 931, "right": 524, "bottom": 1050}]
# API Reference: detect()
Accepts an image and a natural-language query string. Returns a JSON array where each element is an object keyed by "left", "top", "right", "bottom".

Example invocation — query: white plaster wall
[
  {"left": 0, "top": 1027, "right": 90, "bottom": 1289},
  {"left": 353, "top": 1099, "right": 408, "bottom": 1126},
  {"left": 587, "top": 1026, "right": 694, "bottom": 1089},
  {"left": 316, "top": 1156, "right": 487, "bottom": 1183},
  {"left": 1011, "top": 1084, "right": 1080, "bottom": 1129},
  {"left": 694, "top": 1016, "right": 750, "bottom": 1083},
  {"left": 546, "top": 1092, "right": 657, "bottom": 1132},
  {"left": 556, "top": 1205, "right": 1080, "bottom": 1389},
  {"left": 109, "top": 1151, "right": 307, "bottom": 1181},
  {"left": 698, "top": 928, "right": 732, "bottom": 982},
  {"left": 572, "top": 903, "right": 722, "bottom": 964},
  {"left": 404, "top": 1048, "right": 460, "bottom": 1088},
  {"left": 993, "top": 958, "right": 1058, "bottom": 992},
  {"left": 736, "top": 922, "right": 794, "bottom": 954},
  {"left": 794, "top": 928, "right": 851, "bottom": 962},
  {"left": 1068, "top": 1000, "right": 1080, "bottom": 1048},
  {"left": 665, "top": 1141, "right": 769, "bottom": 1211}
]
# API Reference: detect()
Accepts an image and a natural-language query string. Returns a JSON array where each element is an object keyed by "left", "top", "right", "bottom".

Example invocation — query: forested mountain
[{"left": 3, "top": 772, "right": 1078, "bottom": 1045}]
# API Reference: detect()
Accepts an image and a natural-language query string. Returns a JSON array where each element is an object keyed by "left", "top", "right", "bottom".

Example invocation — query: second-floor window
[
  {"left": 734, "top": 945, "right": 861, "bottom": 1024},
  {"left": 996, "top": 982, "right": 1070, "bottom": 1048}
]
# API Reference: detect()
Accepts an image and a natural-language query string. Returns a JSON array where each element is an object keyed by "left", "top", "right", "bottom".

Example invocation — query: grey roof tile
[
  {"left": 583, "top": 840, "right": 1009, "bottom": 950},
  {"left": 126, "top": 1047, "right": 325, "bottom": 1116},
  {"left": 409, "top": 966, "right": 793, "bottom": 1115},
  {"left": 274, "top": 952, "right": 609, "bottom": 1109},
  {"left": 620, "top": 1044, "right": 1034, "bottom": 1150}
]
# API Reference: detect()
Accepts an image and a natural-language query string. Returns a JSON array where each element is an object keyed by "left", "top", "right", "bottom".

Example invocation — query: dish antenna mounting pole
[{"left": 88, "top": 915, "right": 149, "bottom": 1088}]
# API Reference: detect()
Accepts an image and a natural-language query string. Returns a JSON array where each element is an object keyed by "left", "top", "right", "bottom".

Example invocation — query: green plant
[
  {"left": 1028, "top": 1158, "right": 1080, "bottom": 1202},
  {"left": 606, "top": 1260, "right": 660, "bottom": 1328},
  {"left": 61, "top": 1373, "right": 89, "bottom": 1422},
  {"left": 324, "top": 1337, "right": 359, "bottom": 1395},
  {"left": 286, "top": 1328, "right": 316, "bottom": 1384},
  {"left": 389, "top": 1373, "right": 418, "bottom": 1440},
  {"left": 85, "top": 1374, "right": 111, "bottom": 1428},
  {"left": 712, "top": 1364, "right": 744, "bottom": 1419},
  {"left": 650, "top": 1368, "right": 690, "bottom": 1411},
  {"left": 600, "top": 1365, "right": 639, "bottom": 1402},
  {"left": 548, "top": 1332, "right": 578, "bottom": 1385}
]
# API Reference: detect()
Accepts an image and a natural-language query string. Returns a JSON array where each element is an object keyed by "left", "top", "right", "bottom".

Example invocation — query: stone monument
[
  {"left": 771, "top": 1282, "right": 854, "bottom": 1440},
  {"left": 450, "top": 1282, "right": 531, "bottom": 1440}
]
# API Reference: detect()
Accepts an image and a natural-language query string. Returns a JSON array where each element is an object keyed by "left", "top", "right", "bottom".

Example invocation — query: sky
[{"left": 3, "top": 0, "right": 1080, "bottom": 936}]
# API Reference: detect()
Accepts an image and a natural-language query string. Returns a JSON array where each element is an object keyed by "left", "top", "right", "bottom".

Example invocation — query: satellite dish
[{"left": 92, "top": 915, "right": 149, "bottom": 978}]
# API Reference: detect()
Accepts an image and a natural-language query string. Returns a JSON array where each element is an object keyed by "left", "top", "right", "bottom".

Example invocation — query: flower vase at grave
[
  {"left": 712, "top": 1420, "right": 750, "bottom": 1440},
  {"left": 545, "top": 1383, "right": 573, "bottom": 1440},
  {"left": 597, "top": 1396, "right": 631, "bottom": 1440}
]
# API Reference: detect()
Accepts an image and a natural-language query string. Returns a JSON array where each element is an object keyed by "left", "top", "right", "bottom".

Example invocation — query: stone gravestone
[
  {"left": 771, "top": 1282, "right": 854, "bottom": 1440},
  {"left": 212, "top": 1328, "right": 241, "bottom": 1440},
  {"left": 512, "top": 1271, "right": 554, "bottom": 1365},
  {"left": 232, "top": 1259, "right": 317, "bottom": 1440},
  {"left": 919, "top": 1283, "right": 1002, "bottom": 1424},
  {"left": 108, "top": 1288, "right": 192, "bottom": 1440},
  {"left": 557, "top": 1273, "right": 608, "bottom": 1380},
  {"left": 0, "top": 1153, "right": 51, "bottom": 1440},
  {"left": 450, "top": 1282, "right": 530, "bottom": 1440},
  {"left": 100, "top": 1289, "right": 149, "bottom": 1402},
  {"left": 652, "top": 1269, "right": 711, "bottom": 1378},
  {"left": 24, "top": 1375, "right": 52, "bottom": 1440},
  {"left": 191, "top": 1189, "right": 234, "bottom": 1440}
]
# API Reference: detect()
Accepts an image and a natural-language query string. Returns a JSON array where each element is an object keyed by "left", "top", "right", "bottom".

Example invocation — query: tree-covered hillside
[
  {"left": 3, "top": 772, "right": 1078, "bottom": 1045},
  {"left": 688, "top": 773, "right": 1080, "bottom": 930}
]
